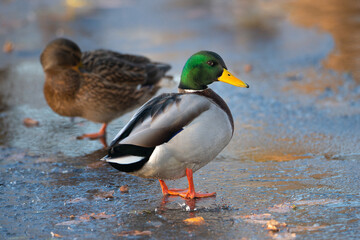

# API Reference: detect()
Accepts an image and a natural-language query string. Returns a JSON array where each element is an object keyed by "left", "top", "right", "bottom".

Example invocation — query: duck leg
[
  {"left": 159, "top": 180, "right": 187, "bottom": 196},
  {"left": 77, "top": 123, "right": 108, "bottom": 147},
  {"left": 159, "top": 168, "right": 216, "bottom": 199}
]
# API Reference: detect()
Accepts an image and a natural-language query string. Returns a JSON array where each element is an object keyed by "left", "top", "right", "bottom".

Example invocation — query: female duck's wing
[
  {"left": 81, "top": 50, "right": 171, "bottom": 86},
  {"left": 85, "top": 49, "right": 151, "bottom": 64},
  {"left": 77, "top": 73, "right": 159, "bottom": 121},
  {"left": 103, "top": 93, "right": 211, "bottom": 172},
  {"left": 81, "top": 50, "right": 147, "bottom": 85}
]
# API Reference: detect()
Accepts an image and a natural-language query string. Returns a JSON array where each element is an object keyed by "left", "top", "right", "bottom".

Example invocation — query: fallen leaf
[
  {"left": 3, "top": 41, "right": 14, "bottom": 53},
  {"left": 113, "top": 230, "right": 152, "bottom": 237},
  {"left": 50, "top": 232, "right": 63, "bottom": 238},
  {"left": 23, "top": 118, "right": 39, "bottom": 127},
  {"left": 183, "top": 216, "right": 205, "bottom": 225},
  {"left": 266, "top": 219, "right": 287, "bottom": 232},
  {"left": 120, "top": 185, "right": 129, "bottom": 193},
  {"left": 244, "top": 64, "right": 253, "bottom": 73},
  {"left": 93, "top": 190, "right": 114, "bottom": 199},
  {"left": 267, "top": 219, "right": 280, "bottom": 232}
]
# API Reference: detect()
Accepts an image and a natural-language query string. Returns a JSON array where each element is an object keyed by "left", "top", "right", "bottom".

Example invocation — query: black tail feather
[{"left": 104, "top": 144, "right": 155, "bottom": 173}]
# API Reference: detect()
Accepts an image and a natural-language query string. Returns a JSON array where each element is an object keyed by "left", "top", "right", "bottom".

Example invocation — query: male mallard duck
[
  {"left": 102, "top": 51, "right": 249, "bottom": 199},
  {"left": 40, "top": 38, "right": 171, "bottom": 147}
]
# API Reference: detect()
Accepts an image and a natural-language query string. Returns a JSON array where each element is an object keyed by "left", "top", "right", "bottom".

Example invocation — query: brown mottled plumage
[{"left": 40, "top": 38, "right": 171, "bottom": 147}]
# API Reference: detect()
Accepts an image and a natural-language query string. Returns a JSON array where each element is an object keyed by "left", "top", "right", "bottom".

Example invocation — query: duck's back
[{"left": 81, "top": 50, "right": 170, "bottom": 86}]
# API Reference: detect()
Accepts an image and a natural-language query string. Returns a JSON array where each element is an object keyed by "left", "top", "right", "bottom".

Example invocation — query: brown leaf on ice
[
  {"left": 244, "top": 64, "right": 253, "bottom": 73},
  {"left": 120, "top": 185, "right": 129, "bottom": 193},
  {"left": 23, "top": 118, "right": 39, "bottom": 127},
  {"left": 50, "top": 232, "right": 63, "bottom": 238},
  {"left": 267, "top": 219, "right": 280, "bottom": 232},
  {"left": 3, "top": 41, "right": 14, "bottom": 53},
  {"left": 266, "top": 219, "right": 287, "bottom": 232},
  {"left": 113, "top": 230, "right": 152, "bottom": 237},
  {"left": 93, "top": 190, "right": 115, "bottom": 199},
  {"left": 183, "top": 216, "right": 206, "bottom": 225}
]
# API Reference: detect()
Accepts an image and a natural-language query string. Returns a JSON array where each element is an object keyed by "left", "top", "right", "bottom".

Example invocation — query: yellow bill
[
  {"left": 218, "top": 69, "right": 249, "bottom": 88},
  {"left": 71, "top": 61, "right": 84, "bottom": 73}
]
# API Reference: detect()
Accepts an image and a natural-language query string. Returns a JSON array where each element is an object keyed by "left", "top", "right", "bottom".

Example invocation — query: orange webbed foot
[
  {"left": 178, "top": 191, "right": 216, "bottom": 199},
  {"left": 76, "top": 123, "right": 108, "bottom": 147},
  {"left": 158, "top": 168, "right": 216, "bottom": 199}
]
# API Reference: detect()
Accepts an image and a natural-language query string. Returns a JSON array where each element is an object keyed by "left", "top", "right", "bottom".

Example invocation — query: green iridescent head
[{"left": 179, "top": 51, "right": 249, "bottom": 90}]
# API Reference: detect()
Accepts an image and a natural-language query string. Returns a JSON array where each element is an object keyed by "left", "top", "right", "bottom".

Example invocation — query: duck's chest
[
  {"left": 43, "top": 77, "right": 80, "bottom": 117},
  {"left": 134, "top": 103, "right": 233, "bottom": 180}
]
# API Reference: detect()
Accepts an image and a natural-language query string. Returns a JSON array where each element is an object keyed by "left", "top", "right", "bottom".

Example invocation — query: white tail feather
[{"left": 105, "top": 155, "right": 143, "bottom": 165}]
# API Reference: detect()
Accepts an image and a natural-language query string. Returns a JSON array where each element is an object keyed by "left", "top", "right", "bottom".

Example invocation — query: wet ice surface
[
  {"left": 1, "top": 0, "right": 360, "bottom": 239},
  {"left": 1, "top": 147, "right": 359, "bottom": 239}
]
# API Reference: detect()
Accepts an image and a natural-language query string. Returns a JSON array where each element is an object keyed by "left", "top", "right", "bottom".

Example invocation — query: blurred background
[{"left": 0, "top": 0, "right": 359, "bottom": 239}]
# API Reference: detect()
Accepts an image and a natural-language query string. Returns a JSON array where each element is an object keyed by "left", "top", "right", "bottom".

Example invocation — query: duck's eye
[{"left": 207, "top": 60, "right": 216, "bottom": 67}]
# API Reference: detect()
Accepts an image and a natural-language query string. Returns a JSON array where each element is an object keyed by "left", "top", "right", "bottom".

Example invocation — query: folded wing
[{"left": 103, "top": 93, "right": 211, "bottom": 172}]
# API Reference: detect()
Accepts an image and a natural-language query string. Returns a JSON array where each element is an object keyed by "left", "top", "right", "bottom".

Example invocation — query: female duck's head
[{"left": 40, "top": 38, "right": 82, "bottom": 72}]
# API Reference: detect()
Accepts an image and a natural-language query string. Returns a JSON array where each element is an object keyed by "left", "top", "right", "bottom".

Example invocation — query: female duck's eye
[{"left": 207, "top": 61, "right": 215, "bottom": 66}]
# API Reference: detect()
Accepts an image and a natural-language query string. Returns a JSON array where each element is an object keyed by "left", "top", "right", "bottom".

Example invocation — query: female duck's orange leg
[
  {"left": 159, "top": 168, "right": 216, "bottom": 199},
  {"left": 77, "top": 123, "right": 108, "bottom": 147}
]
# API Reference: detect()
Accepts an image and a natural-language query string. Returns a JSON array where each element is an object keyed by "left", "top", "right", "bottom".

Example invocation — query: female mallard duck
[
  {"left": 102, "top": 51, "right": 249, "bottom": 199},
  {"left": 40, "top": 38, "right": 171, "bottom": 147}
]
